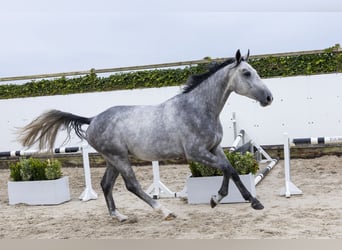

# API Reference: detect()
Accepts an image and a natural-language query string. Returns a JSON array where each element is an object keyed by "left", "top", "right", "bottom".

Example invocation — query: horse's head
[{"left": 229, "top": 50, "right": 273, "bottom": 107}]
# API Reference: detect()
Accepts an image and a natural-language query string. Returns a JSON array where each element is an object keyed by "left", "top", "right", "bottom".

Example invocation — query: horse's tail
[{"left": 18, "top": 109, "right": 92, "bottom": 151}]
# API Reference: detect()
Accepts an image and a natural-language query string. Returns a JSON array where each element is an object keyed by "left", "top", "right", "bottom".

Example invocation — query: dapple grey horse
[{"left": 18, "top": 50, "right": 273, "bottom": 222}]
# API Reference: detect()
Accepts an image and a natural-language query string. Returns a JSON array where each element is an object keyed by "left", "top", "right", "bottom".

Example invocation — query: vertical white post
[
  {"left": 283, "top": 133, "right": 291, "bottom": 197},
  {"left": 146, "top": 161, "right": 175, "bottom": 198},
  {"left": 79, "top": 146, "right": 98, "bottom": 201},
  {"left": 152, "top": 161, "right": 160, "bottom": 198},
  {"left": 232, "top": 112, "right": 237, "bottom": 139},
  {"left": 280, "top": 133, "right": 303, "bottom": 197}
]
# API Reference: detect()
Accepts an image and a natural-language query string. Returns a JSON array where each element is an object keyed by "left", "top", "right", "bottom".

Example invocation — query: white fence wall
[
  {"left": 1, "top": 73, "right": 342, "bottom": 151},
  {"left": 223, "top": 73, "right": 342, "bottom": 145}
]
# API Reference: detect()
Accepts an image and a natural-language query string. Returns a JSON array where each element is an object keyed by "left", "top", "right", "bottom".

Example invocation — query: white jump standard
[
  {"left": 281, "top": 133, "right": 303, "bottom": 198},
  {"left": 146, "top": 161, "right": 176, "bottom": 199},
  {"left": 281, "top": 134, "right": 342, "bottom": 197},
  {"left": 0, "top": 145, "right": 98, "bottom": 202}
]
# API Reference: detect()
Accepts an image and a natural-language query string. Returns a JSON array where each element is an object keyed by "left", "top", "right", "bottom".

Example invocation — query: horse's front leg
[
  {"left": 208, "top": 147, "right": 232, "bottom": 208},
  {"left": 210, "top": 167, "right": 231, "bottom": 208},
  {"left": 213, "top": 148, "right": 264, "bottom": 209},
  {"left": 187, "top": 146, "right": 230, "bottom": 207},
  {"left": 230, "top": 170, "right": 264, "bottom": 209},
  {"left": 211, "top": 162, "right": 264, "bottom": 209},
  {"left": 188, "top": 146, "right": 264, "bottom": 210}
]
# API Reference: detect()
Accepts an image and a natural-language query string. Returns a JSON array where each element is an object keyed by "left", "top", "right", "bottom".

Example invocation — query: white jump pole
[
  {"left": 254, "top": 159, "right": 278, "bottom": 186},
  {"left": 79, "top": 145, "right": 98, "bottom": 201},
  {"left": 250, "top": 140, "right": 278, "bottom": 186},
  {"left": 229, "top": 129, "right": 245, "bottom": 152},
  {"left": 280, "top": 133, "right": 303, "bottom": 197},
  {"left": 292, "top": 136, "right": 342, "bottom": 145}
]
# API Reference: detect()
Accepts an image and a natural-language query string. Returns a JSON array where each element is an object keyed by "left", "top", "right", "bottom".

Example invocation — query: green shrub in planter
[
  {"left": 189, "top": 151, "right": 258, "bottom": 177},
  {"left": 9, "top": 162, "right": 22, "bottom": 181},
  {"left": 45, "top": 159, "right": 63, "bottom": 180},
  {"left": 9, "top": 158, "right": 63, "bottom": 181}
]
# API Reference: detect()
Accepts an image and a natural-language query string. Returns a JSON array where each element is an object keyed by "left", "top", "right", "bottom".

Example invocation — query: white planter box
[
  {"left": 8, "top": 176, "right": 71, "bottom": 205},
  {"left": 186, "top": 173, "right": 256, "bottom": 204}
]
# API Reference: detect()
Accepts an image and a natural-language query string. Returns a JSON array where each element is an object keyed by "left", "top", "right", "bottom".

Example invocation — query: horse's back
[{"left": 86, "top": 104, "right": 185, "bottom": 160}]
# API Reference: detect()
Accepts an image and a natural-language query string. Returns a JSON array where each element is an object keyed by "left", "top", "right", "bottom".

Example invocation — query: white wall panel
[{"left": 1, "top": 73, "right": 342, "bottom": 151}]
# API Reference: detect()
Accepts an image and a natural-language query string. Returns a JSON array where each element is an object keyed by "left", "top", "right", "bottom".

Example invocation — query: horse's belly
[
  {"left": 128, "top": 138, "right": 184, "bottom": 161},
  {"left": 133, "top": 151, "right": 182, "bottom": 162}
]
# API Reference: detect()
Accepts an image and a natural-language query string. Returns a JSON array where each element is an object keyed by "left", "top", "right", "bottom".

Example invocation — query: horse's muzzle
[{"left": 260, "top": 94, "right": 273, "bottom": 107}]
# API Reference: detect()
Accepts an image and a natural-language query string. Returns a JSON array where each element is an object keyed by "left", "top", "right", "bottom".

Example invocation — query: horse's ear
[
  {"left": 235, "top": 49, "right": 241, "bottom": 63},
  {"left": 235, "top": 49, "right": 242, "bottom": 64},
  {"left": 245, "top": 49, "right": 250, "bottom": 61}
]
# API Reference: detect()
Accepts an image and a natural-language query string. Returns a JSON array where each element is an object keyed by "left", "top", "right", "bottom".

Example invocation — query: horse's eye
[{"left": 243, "top": 70, "right": 251, "bottom": 77}]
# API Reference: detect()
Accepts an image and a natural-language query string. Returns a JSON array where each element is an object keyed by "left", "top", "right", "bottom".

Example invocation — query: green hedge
[
  {"left": 1, "top": 45, "right": 341, "bottom": 100},
  {"left": 251, "top": 46, "right": 342, "bottom": 77}
]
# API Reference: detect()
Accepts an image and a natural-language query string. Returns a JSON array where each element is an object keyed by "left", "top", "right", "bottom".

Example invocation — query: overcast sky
[{"left": 1, "top": 0, "right": 342, "bottom": 79}]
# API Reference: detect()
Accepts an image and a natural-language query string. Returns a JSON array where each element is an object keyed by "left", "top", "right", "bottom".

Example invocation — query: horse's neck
[{"left": 185, "top": 68, "right": 232, "bottom": 117}]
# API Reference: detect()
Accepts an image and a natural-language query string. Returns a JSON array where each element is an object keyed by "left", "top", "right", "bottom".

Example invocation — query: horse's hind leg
[
  {"left": 108, "top": 156, "right": 176, "bottom": 220},
  {"left": 101, "top": 164, "right": 128, "bottom": 222}
]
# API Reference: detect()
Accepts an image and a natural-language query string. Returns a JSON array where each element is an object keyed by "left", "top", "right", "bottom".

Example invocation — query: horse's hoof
[
  {"left": 115, "top": 217, "right": 138, "bottom": 224},
  {"left": 114, "top": 216, "right": 129, "bottom": 223},
  {"left": 111, "top": 211, "right": 129, "bottom": 222},
  {"left": 251, "top": 200, "right": 264, "bottom": 210},
  {"left": 210, "top": 196, "right": 218, "bottom": 208},
  {"left": 164, "top": 213, "right": 177, "bottom": 221},
  {"left": 111, "top": 216, "right": 128, "bottom": 223}
]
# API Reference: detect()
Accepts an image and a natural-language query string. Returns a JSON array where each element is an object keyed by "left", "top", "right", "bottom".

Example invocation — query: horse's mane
[{"left": 182, "top": 58, "right": 236, "bottom": 94}]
